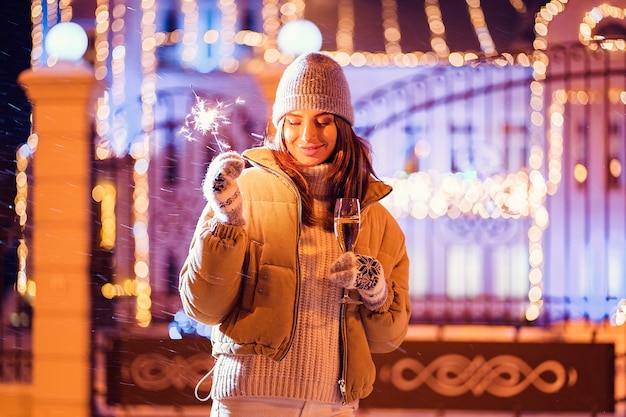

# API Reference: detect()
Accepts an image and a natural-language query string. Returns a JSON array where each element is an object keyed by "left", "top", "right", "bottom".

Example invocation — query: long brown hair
[{"left": 265, "top": 116, "right": 377, "bottom": 231}]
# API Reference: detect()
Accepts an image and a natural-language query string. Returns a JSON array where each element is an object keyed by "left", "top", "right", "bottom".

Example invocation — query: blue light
[{"left": 169, "top": 309, "right": 211, "bottom": 340}]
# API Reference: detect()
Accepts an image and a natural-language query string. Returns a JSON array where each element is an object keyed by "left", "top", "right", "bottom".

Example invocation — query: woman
[{"left": 179, "top": 52, "right": 410, "bottom": 417}]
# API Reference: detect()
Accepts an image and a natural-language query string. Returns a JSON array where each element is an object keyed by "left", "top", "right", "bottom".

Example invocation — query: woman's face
[{"left": 283, "top": 110, "right": 338, "bottom": 167}]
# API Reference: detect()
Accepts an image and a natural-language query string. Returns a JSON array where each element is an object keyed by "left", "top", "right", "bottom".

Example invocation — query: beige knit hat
[{"left": 272, "top": 52, "right": 354, "bottom": 127}]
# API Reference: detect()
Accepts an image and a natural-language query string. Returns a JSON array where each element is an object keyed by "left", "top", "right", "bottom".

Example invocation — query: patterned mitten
[
  {"left": 330, "top": 252, "right": 388, "bottom": 311},
  {"left": 202, "top": 151, "right": 245, "bottom": 225}
]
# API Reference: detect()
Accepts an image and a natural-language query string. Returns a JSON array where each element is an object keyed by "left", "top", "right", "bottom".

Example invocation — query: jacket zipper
[
  {"left": 338, "top": 203, "right": 372, "bottom": 403},
  {"left": 338, "top": 296, "right": 348, "bottom": 404}
]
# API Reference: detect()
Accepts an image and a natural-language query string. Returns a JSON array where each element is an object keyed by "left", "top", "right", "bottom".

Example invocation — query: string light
[
  {"left": 279, "top": 0, "right": 302, "bottom": 22},
  {"left": 131, "top": 0, "right": 158, "bottom": 328},
  {"left": 99, "top": 0, "right": 539, "bottom": 70},
  {"left": 523, "top": 0, "right": 567, "bottom": 320},
  {"left": 336, "top": 0, "right": 354, "bottom": 53},
  {"left": 261, "top": 0, "right": 281, "bottom": 63},
  {"left": 94, "top": 1, "right": 110, "bottom": 81},
  {"left": 425, "top": 0, "right": 450, "bottom": 59},
  {"left": 466, "top": 0, "right": 497, "bottom": 58},
  {"left": 381, "top": 0, "right": 402, "bottom": 54},
  {"left": 93, "top": 0, "right": 112, "bottom": 160},
  {"left": 580, "top": 4, "right": 626, "bottom": 52},
  {"left": 181, "top": 0, "right": 199, "bottom": 67},
  {"left": 46, "top": 0, "right": 58, "bottom": 31},
  {"left": 92, "top": 183, "right": 117, "bottom": 250},
  {"left": 14, "top": 135, "right": 39, "bottom": 303},
  {"left": 111, "top": 1, "right": 128, "bottom": 157},
  {"left": 30, "top": 1, "right": 44, "bottom": 67},
  {"left": 509, "top": 0, "right": 527, "bottom": 14},
  {"left": 59, "top": 0, "right": 73, "bottom": 21},
  {"left": 218, "top": 0, "right": 239, "bottom": 72}
]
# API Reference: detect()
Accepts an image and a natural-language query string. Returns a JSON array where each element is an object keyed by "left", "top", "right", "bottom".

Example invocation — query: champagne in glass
[
  {"left": 334, "top": 213, "right": 360, "bottom": 252},
  {"left": 334, "top": 198, "right": 363, "bottom": 304}
]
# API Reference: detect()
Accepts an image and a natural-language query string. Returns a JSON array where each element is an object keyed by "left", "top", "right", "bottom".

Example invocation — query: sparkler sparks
[{"left": 180, "top": 86, "right": 245, "bottom": 153}]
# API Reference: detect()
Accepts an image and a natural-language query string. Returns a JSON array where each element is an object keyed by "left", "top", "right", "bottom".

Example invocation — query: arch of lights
[{"left": 19, "top": 0, "right": 626, "bottom": 327}]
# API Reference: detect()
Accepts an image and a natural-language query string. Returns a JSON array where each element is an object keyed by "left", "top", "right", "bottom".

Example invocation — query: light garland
[
  {"left": 292, "top": 0, "right": 306, "bottom": 19},
  {"left": 524, "top": 91, "right": 564, "bottom": 321},
  {"left": 59, "top": 0, "right": 73, "bottom": 22},
  {"left": 330, "top": 0, "right": 536, "bottom": 67},
  {"left": 509, "top": 0, "right": 527, "bottom": 14},
  {"left": 30, "top": 1, "right": 44, "bottom": 67},
  {"left": 466, "top": 0, "right": 497, "bottom": 57},
  {"left": 425, "top": 0, "right": 450, "bottom": 59},
  {"left": 14, "top": 135, "right": 39, "bottom": 303},
  {"left": 280, "top": 0, "right": 304, "bottom": 22},
  {"left": 181, "top": 0, "right": 199, "bottom": 67},
  {"left": 91, "top": 0, "right": 537, "bottom": 69},
  {"left": 92, "top": 183, "right": 117, "bottom": 250},
  {"left": 46, "top": 0, "right": 58, "bottom": 30},
  {"left": 132, "top": 0, "right": 158, "bottom": 328},
  {"left": 579, "top": 4, "right": 626, "bottom": 51},
  {"left": 523, "top": 0, "right": 567, "bottom": 321},
  {"left": 94, "top": 0, "right": 112, "bottom": 159},
  {"left": 532, "top": 0, "right": 566, "bottom": 52},
  {"left": 261, "top": 0, "right": 281, "bottom": 63},
  {"left": 335, "top": 0, "right": 354, "bottom": 54},
  {"left": 218, "top": 0, "right": 238, "bottom": 72},
  {"left": 336, "top": 0, "right": 355, "bottom": 53},
  {"left": 381, "top": 0, "right": 401, "bottom": 54},
  {"left": 111, "top": 0, "right": 128, "bottom": 157}
]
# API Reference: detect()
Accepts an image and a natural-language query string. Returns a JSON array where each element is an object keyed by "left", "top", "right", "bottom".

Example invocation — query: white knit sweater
[{"left": 210, "top": 164, "right": 344, "bottom": 403}]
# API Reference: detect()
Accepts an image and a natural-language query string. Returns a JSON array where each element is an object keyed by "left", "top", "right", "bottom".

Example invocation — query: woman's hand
[
  {"left": 203, "top": 151, "right": 245, "bottom": 225},
  {"left": 330, "top": 252, "right": 388, "bottom": 311}
]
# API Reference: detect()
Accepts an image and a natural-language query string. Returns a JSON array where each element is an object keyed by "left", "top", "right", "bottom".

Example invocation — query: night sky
[
  {"left": 0, "top": 0, "right": 30, "bottom": 242},
  {"left": 0, "top": 0, "right": 30, "bottom": 295}
]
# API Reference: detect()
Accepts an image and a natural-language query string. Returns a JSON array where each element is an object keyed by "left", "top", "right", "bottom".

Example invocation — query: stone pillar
[{"left": 18, "top": 63, "right": 102, "bottom": 417}]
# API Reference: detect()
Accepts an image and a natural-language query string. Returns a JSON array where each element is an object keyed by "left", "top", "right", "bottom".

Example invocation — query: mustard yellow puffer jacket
[{"left": 179, "top": 147, "right": 411, "bottom": 404}]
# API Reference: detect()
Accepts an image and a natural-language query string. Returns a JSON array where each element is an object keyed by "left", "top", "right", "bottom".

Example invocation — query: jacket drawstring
[{"left": 194, "top": 366, "right": 215, "bottom": 402}]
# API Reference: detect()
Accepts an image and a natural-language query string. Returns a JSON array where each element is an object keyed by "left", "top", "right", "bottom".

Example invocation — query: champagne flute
[{"left": 334, "top": 198, "right": 363, "bottom": 305}]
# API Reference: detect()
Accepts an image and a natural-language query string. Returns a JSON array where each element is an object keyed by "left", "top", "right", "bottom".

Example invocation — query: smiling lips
[{"left": 298, "top": 143, "right": 326, "bottom": 156}]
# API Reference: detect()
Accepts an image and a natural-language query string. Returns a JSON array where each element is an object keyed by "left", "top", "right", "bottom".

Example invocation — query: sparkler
[{"left": 180, "top": 86, "right": 245, "bottom": 153}]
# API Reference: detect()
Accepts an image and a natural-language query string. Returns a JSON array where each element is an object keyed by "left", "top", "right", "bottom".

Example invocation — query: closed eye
[{"left": 315, "top": 117, "right": 334, "bottom": 126}]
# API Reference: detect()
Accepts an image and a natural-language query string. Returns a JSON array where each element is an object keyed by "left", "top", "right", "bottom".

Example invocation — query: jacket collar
[{"left": 242, "top": 147, "right": 392, "bottom": 206}]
